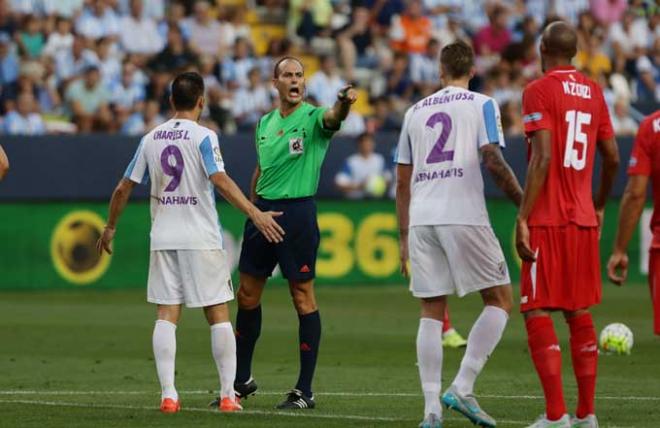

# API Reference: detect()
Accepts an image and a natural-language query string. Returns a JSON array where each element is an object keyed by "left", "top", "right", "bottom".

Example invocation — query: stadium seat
[{"left": 250, "top": 24, "right": 286, "bottom": 56}]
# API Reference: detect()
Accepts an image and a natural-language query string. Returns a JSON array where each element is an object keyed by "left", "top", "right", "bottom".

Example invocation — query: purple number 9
[
  {"left": 425, "top": 112, "right": 453, "bottom": 164},
  {"left": 160, "top": 145, "right": 184, "bottom": 192}
]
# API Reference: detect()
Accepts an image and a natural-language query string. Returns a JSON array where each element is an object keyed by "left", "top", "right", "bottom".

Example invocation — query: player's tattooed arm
[
  {"left": 516, "top": 130, "right": 552, "bottom": 261},
  {"left": 396, "top": 163, "right": 413, "bottom": 277},
  {"left": 480, "top": 144, "right": 523, "bottom": 207},
  {"left": 97, "top": 178, "right": 136, "bottom": 255},
  {"left": 0, "top": 144, "right": 8, "bottom": 181},
  {"left": 608, "top": 175, "right": 648, "bottom": 285},
  {"left": 323, "top": 85, "right": 358, "bottom": 130}
]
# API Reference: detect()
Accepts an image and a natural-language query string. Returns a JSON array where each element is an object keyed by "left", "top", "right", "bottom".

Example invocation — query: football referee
[{"left": 234, "top": 57, "right": 356, "bottom": 409}]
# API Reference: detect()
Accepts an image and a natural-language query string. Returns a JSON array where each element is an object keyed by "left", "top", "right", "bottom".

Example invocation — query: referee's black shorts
[{"left": 238, "top": 197, "right": 320, "bottom": 282}]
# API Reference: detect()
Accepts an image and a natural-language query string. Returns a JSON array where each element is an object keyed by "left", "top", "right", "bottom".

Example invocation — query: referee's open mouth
[{"left": 288, "top": 86, "right": 301, "bottom": 100}]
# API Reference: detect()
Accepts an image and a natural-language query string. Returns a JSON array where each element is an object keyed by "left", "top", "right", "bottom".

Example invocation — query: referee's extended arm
[{"left": 323, "top": 85, "right": 358, "bottom": 130}]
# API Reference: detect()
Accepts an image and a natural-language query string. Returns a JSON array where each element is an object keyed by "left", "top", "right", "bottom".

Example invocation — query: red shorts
[
  {"left": 647, "top": 250, "right": 660, "bottom": 335},
  {"left": 520, "top": 224, "right": 601, "bottom": 312}
]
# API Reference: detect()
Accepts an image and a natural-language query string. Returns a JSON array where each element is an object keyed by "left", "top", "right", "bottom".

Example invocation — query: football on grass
[{"left": 599, "top": 323, "right": 634, "bottom": 355}]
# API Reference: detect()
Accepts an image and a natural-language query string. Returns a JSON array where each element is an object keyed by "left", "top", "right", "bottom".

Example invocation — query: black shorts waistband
[{"left": 257, "top": 196, "right": 314, "bottom": 204}]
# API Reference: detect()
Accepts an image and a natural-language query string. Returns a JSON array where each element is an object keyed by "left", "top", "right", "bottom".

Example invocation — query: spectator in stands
[
  {"left": 222, "top": 37, "right": 257, "bottom": 89},
  {"left": 366, "top": 95, "right": 400, "bottom": 133},
  {"left": 222, "top": 6, "right": 252, "bottom": 48},
  {"left": 335, "top": 132, "right": 390, "bottom": 199},
  {"left": 17, "top": 14, "right": 44, "bottom": 59},
  {"left": 3, "top": 92, "right": 45, "bottom": 135},
  {"left": 500, "top": 100, "right": 524, "bottom": 137},
  {"left": 43, "top": 0, "right": 84, "bottom": 19},
  {"left": 65, "top": 65, "right": 112, "bottom": 132},
  {"left": 609, "top": 10, "right": 650, "bottom": 73},
  {"left": 385, "top": 52, "right": 413, "bottom": 113},
  {"left": 473, "top": 5, "right": 511, "bottom": 57},
  {"left": 336, "top": 6, "right": 376, "bottom": 82},
  {"left": 232, "top": 67, "right": 273, "bottom": 129},
  {"left": 590, "top": 0, "right": 627, "bottom": 26},
  {"left": 410, "top": 38, "right": 441, "bottom": 97},
  {"left": 611, "top": 98, "right": 639, "bottom": 136},
  {"left": 98, "top": 36, "right": 123, "bottom": 86},
  {"left": 148, "top": 25, "right": 197, "bottom": 73},
  {"left": 307, "top": 54, "right": 346, "bottom": 107},
  {"left": 575, "top": 10, "right": 596, "bottom": 53},
  {"left": 55, "top": 35, "right": 99, "bottom": 83},
  {"left": 575, "top": 32, "right": 611, "bottom": 80},
  {"left": 43, "top": 16, "right": 74, "bottom": 59},
  {"left": 110, "top": 62, "right": 145, "bottom": 117},
  {"left": 186, "top": 0, "right": 229, "bottom": 57},
  {"left": 423, "top": 0, "right": 461, "bottom": 32},
  {"left": 75, "top": 0, "right": 120, "bottom": 41},
  {"left": 118, "top": 0, "right": 164, "bottom": 56},
  {"left": 288, "top": 0, "right": 333, "bottom": 46},
  {"left": 635, "top": 37, "right": 660, "bottom": 104},
  {"left": 117, "top": 0, "right": 165, "bottom": 21},
  {"left": 1, "top": 61, "right": 44, "bottom": 114},
  {"left": 553, "top": 0, "right": 589, "bottom": 26},
  {"left": 121, "top": 98, "right": 163, "bottom": 135},
  {"left": 158, "top": 1, "right": 190, "bottom": 41},
  {"left": 433, "top": 12, "right": 468, "bottom": 48},
  {"left": 362, "top": 0, "right": 404, "bottom": 36},
  {"left": 0, "top": 32, "right": 19, "bottom": 85},
  {"left": 390, "top": 0, "right": 432, "bottom": 55}
]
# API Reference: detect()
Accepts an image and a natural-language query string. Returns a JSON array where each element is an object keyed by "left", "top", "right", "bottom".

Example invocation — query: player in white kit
[
  {"left": 396, "top": 41, "right": 523, "bottom": 428},
  {"left": 97, "top": 72, "right": 284, "bottom": 414}
]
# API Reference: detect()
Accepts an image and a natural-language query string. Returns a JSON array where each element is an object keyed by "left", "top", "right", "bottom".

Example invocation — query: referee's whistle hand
[{"left": 252, "top": 210, "right": 285, "bottom": 243}]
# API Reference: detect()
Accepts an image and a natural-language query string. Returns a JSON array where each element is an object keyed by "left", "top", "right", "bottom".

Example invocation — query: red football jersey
[
  {"left": 522, "top": 66, "right": 615, "bottom": 226},
  {"left": 627, "top": 110, "right": 660, "bottom": 247}
]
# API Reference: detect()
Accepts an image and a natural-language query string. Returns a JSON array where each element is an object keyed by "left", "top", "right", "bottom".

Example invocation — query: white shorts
[
  {"left": 147, "top": 250, "right": 234, "bottom": 308},
  {"left": 409, "top": 225, "right": 510, "bottom": 298}
]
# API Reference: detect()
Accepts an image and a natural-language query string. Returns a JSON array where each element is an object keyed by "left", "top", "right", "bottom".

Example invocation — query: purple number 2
[
  {"left": 160, "top": 145, "right": 184, "bottom": 192},
  {"left": 425, "top": 112, "right": 453, "bottom": 164}
]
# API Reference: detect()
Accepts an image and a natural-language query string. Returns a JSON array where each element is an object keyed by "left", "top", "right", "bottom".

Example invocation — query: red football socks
[
  {"left": 526, "top": 316, "right": 566, "bottom": 420},
  {"left": 568, "top": 312, "right": 598, "bottom": 418}
]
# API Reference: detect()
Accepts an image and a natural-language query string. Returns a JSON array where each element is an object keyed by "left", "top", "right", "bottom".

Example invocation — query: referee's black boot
[
  {"left": 276, "top": 389, "right": 315, "bottom": 409},
  {"left": 235, "top": 377, "right": 258, "bottom": 400},
  {"left": 208, "top": 377, "right": 257, "bottom": 408}
]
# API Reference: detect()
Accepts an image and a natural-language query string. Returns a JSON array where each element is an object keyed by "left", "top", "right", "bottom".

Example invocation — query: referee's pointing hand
[
  {"left": 337, "top": 85, "right": 358, "bottom": 104},
  {"left": 252, "top": 210, "right": 285, "bottom": 243}
]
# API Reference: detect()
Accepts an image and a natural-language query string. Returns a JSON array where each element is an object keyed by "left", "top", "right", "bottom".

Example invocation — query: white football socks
[
  {"left": 152, "top": 319, "right": 177, "bottom": 400},
  {"left": 453, "top": 305, "right": 508, "bottom": 396},
  {"left": 211, "top": 322, "right": 237, "bottom": 400},
  {"left": 417, "top": 317, "right": 443, "bottom": 417}
]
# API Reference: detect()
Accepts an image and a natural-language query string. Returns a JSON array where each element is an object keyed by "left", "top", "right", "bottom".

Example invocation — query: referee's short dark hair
[
  {"left": 440, "top": 40, "right": 474, "bottom": 79},
  {"left": 273, "top": 56, "right": 304, "bottom": 78},
  {"left": 171, "top": 72, "right": 205, "bottom": 111}
]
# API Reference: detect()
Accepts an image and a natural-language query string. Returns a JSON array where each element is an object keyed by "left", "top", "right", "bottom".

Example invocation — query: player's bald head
[{"left": 541, "top": 21, "right": 578, "bottom": 60}]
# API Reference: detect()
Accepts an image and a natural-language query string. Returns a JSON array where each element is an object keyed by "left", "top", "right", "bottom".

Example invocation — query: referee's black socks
[
  {"left": 295, "top": 310, "right": 321, "bottom": 397},
  {"left": 235, "top": 305, "right": 262, "bottom": 384}
]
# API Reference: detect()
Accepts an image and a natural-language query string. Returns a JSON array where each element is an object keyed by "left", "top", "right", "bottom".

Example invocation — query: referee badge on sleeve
[{"left": 289, "top": 137, "right": 304, "bottom": 155}]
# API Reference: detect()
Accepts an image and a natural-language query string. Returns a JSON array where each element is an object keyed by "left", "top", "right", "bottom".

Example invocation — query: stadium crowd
[{"left": 0, "top": 0, "right": 657, "bottom": 136}]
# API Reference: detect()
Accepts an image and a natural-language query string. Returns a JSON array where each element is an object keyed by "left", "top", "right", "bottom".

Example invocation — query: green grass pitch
[{"left": 0, "top": 284, "right": 657, "bottom": 427}]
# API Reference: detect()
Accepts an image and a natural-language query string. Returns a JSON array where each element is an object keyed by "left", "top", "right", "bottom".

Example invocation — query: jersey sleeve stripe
[
  {"left": 483, "top": 99, "right": 499, "bottom": 144},
  {"left": 199, "top": 135, "right": 219, "bottom": 176},
  {"left": 124, "top": 137, "right": 148, "bottom": 184}
]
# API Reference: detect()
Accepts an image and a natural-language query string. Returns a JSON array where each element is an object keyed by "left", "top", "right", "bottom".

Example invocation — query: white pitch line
[
  {"left": 0, "top": 398, "right": 533, "bottom": 425},
  {"left": 0, "top": 390, "right": 658, "bottom": 401},
  {"left": 0, "top": 399, "right": 409, "bottom": 423}
]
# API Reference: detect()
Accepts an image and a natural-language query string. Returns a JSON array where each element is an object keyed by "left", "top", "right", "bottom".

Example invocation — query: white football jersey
[
  {"left": 125, "top": 118, "right": 226, "bottom": 250},
  {"left": 396, "top": 86, "right": 505, "bottom": 227}
]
